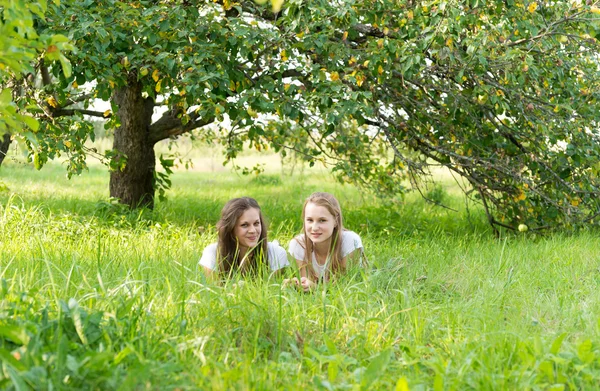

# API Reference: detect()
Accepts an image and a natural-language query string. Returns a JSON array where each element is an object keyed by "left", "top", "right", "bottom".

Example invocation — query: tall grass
[{"left": 1, "top": 161, "right": 600, "bottom": 389}]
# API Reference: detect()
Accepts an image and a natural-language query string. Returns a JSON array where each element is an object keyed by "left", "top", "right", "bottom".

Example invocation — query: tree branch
[
  {"left": 507, "top": 9, "right": 588, "bottom": 47},
  {"left": 61, "top": 93, "right": 95, "bottom": 108},
  {"left": 148, "top": 110, "right": 215, "bottom": 144},
  {"left": 40, "top": 63, "right": 52, "bottom": 86},
  {"left": 353, "top": 23, "right": 386, "bottom": 38},
  {"left": 52, "top": 108, "right": 111, "bottom": 118}
]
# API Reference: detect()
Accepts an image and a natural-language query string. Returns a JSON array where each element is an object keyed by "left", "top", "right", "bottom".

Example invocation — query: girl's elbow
[{"left": 202, "top": 267, "right": 216, "bottom": 279}]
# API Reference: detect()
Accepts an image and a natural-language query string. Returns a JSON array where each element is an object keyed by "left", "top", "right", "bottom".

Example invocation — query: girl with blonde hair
[{"left": 287, "top": 192, "right": 364, "bottom": 291}]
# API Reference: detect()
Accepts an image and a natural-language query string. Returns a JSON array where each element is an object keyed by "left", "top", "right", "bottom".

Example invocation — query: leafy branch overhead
[
  {"left": 265, "top": 0, "right": 600, "bottom": 233},
  {"left": 0, "top": 0, "right": 72, "bottom": 145},
  {"left": 16, "top": 0, "right": 600, "bottom": 230}
]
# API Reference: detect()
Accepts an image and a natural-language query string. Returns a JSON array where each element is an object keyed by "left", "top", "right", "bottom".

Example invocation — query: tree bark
[
  {"left": 0, "top": 133, "right": 11, "bottom": 167},
  {"left": 109, "top": 78, "right": 156, "bottom": 208}
]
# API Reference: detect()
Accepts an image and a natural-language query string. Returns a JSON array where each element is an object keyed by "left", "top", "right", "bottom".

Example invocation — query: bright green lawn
[{"left": 1, "top": 160, "right": 600, "bottom": 390}]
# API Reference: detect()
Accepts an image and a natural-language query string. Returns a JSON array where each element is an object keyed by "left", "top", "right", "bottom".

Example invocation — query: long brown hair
[
  {"left": 296, "top": 192, "right": 345, "bottom": 281},
  {"left": 216, "top": 197, "right": 268, "bottom": 275}
]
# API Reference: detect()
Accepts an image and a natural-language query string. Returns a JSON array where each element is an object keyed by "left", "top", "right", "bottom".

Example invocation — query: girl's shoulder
[
  {"left": 199, "top": 242, "right": 219, "bottom": 269},
  {"left": 341, "top": 230, "right": 363, "bottom": 256},
  {"left": 293, "top": 233, "right": 306, "bottom": 241},
  {"left": 203, "top": 242, "right": 218, "bottom": 254},
  {"left": 288, "top": 235, "right": 307, "bottom": 257},
  {"left": 265, "top": 241, "right": 290, "bottom": 270},
  {"left": 288, "top": 234, "right": 306, "bottom": 246},
  {"left": 342, "top": 230, "right": 362, "bottom": 242},
  {"left": 266, "top": 240, "right": 285, "bottom": 253}
]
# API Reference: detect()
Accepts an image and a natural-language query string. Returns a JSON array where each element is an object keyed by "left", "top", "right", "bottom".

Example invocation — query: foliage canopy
[
  {"left": 15, "top": 0, "right": 600, "bottom": 231},
  {"left": 0, "top": 0, "right": 71, "bottom": 138}
]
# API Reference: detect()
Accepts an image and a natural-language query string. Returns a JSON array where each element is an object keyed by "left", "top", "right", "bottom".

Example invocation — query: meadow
[{"left": 1, "top": 151, "right": 600, "bottom": 390}]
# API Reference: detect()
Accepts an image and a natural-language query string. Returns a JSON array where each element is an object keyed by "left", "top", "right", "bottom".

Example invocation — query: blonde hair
[{"left": 296, "top": 192, "right": 345, "bottom": 281}]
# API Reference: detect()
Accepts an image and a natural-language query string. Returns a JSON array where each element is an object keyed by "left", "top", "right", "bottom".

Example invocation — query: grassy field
[{"left": 1, "top": 156, "right": 600, "bottom": 390}]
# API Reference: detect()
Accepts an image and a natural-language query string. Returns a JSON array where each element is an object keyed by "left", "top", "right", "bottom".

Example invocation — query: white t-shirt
[
  {"left": 288, "top": 230, "right": 363, "bottom": 279},
  {"left": 199, "top": 241, "right": 289, "bottom": 272}
]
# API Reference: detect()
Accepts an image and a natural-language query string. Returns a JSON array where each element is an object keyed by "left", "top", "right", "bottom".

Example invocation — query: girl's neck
[
  {"left": 238, "top": 246, "right": 249, "bottom": 262},
  {"left": 313, "top": 239, "right": 331, "bottom": 258}
]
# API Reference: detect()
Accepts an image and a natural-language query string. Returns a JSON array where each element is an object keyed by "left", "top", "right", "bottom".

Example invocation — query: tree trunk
[
  {"left": 109, "top": 78, "right": 156, "bottom": 208},
  {"left": 0, "top": 133, "right": 11, "bottom": 167}
]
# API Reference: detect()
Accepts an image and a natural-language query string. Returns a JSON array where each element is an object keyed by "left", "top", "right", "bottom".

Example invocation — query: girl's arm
[
  {"left": 343, "top": 248, "right": 364, "bottom": 268},
  {"left": 296, "top": 258, "right": 309, "bottom": 279},
  {"left": 340, "top": 231, "right": 366, "bottom": 270},
  {"left": 199, "top": 243, "right": 219, "bottom": 280},
  {"left": 202, "top": 266, "right": 216, "bottom": 279},
  {"left": 295, "top": 259, "right": 316, "bottom": 292},
  {"left": 283, "top": 259, "right": 306, "bottom": 289},
  {"left": 287, "top": 238, "right": 316, "bottom": 291},
  {"left": 270, "top": 243, "right": 290, "bottom": 277}
]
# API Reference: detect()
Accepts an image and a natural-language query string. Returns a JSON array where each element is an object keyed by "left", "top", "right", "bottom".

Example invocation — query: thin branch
[
  {"left": 52, "top": 108, "right": 111, "bottom": 118},
  {"left": 61, "top": 93, "right": 95, "bottom": 108},
  {"left": 39, "top": 63, "right": 52, "bottom": 86},
  {"left": 507, "top": 9, "right": 589, "bottom": 47}
]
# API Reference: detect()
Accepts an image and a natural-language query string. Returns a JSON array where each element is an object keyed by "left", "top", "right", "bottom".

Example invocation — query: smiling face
[
  {"left": 233, "top": 207, "right": 262, "bottom": 250},
  {"left": 304, "top": 202, "right": 337, "bottom": 246}
]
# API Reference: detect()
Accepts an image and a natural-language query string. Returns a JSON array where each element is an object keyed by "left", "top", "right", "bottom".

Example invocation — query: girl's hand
[
  {"left": 282, "top": 277, "right": 300, "bottom": 288},
  {"left": 300, "top": 277, "right": 315, "bottom": 292}
]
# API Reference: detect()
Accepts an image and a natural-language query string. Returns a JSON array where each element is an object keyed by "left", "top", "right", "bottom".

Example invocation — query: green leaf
[
  {"left": 550, "top": 333, "right": 568, "bottom": 355},
  {"left": 0, "top": 88, "right": 12, "bottom": 106},
  {"left": 51, "top": 34, "right": 70, "bottom": 44},
  {"left": 361, "top": 349, "right": 392, "bottom": 389},
  {"left": 28, "top": 1, "right": 47, "bottom": 18},
  {"left": 21, "top": 116, "right": 39, "bottom": 132},
  {"left": 6, "top": 365, "right": 28, "bottom": 391},
  {"left": 539, "top": 360, "right": 554, "bottom": 381},
  {"left": 59, "top": 53, "right": 72, "bottom": 78},
  {"left": 34, "top": 153, "right": 43, "bottom": 170},
  {"left": 0, "top": 324, "right": 30, "bottom": 345},
  {"left": 323, "top": 335, "right": 338, "bottom": 354},
  {"left": 21, "top": 131, "right": 39, "bottom": 148},
  {"left": 114, "top": 346, "right": 134, "bottom": 365},
  {"left": 577, "top": 339, "right": 594, "bottom": 364}
]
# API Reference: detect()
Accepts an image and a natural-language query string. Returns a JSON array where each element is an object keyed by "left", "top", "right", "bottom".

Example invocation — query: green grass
[{"left": 1, "top": 160, "right": 600, "bottom": 390}]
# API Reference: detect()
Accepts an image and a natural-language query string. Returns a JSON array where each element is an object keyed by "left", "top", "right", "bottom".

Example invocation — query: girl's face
[
  {"left": 233, "top": 208, "right": 262, "bottom": 250},
  {"left": 304, "top": 202, "right": 336, "bottom": 245}
]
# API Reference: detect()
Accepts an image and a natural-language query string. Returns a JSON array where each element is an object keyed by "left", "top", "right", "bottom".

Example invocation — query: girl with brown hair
[
  {"left": 199, "top": 197, "right": 288, "bottom": 277},
  {"left": 287, "top": 192, "right": 364, "bottom": 292}
]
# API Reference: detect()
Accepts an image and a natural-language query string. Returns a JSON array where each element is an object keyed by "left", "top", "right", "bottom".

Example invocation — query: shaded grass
[{"left": 1, "top": 161, "right": 600, "bottom": 389}]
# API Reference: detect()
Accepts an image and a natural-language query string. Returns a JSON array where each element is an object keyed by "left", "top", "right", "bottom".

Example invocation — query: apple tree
[
  {"left": 29, "top": 0, "right": 600, "bottom": 232},
  {"left": 252, "top": 0, "right": 600, "bottom": 233},
  {"left": 30, "top": 0, "right": 302, "bottom": 207}
]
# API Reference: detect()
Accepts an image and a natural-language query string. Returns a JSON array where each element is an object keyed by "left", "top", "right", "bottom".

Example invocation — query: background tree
[
  {"left": 29, "top": 0, "right": 600, "bottom": 231},
  {"left": 255, "top": 0, "right": 600, "bottom": 233},
  {"left": 31, "top": 0, "right": 297, "bottom": 208},
  {"left": 0, "top": 0, "right": 72, "bottom": 166}
]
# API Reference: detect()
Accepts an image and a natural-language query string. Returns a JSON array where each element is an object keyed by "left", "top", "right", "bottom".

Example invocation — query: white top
[
  {"left": 199, "top": 241, "right": 289, "bottom": 272},
  {"left": 288, "top": 230, "right": 363, "bottom": 279}
]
